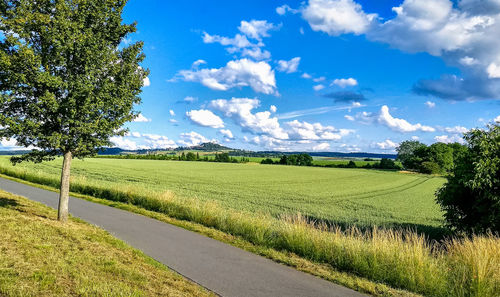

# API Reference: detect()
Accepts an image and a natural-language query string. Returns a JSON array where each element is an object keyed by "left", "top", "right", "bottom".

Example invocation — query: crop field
[{"left": 0, "top": 156, "right": 445, "bottom": 233}]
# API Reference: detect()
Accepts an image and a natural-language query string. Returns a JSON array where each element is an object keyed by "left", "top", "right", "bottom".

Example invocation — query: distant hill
[
  {"left": 1, "top": 142, "right": 397, "bottom": 159},
  {"left": 174, "top": 142, "right": 232, "bottom": 151}
]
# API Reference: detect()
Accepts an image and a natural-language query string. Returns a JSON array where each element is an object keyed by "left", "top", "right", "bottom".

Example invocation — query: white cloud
[
  {"left": 301, "top": 73, "right": 312, "bottom": 79},
  {"left": 192, "top": 59, "right": 207, "bottom": 67},
  {"left": 375, "top": 139, "right": 398, "bottom": 150},
  {"left": 133, "top": 114, "right": 152, "bottom": 122},
  {"left": 169, "top": 110, "right": 175, "bottom": 116},
  {"left": 435, "top": 134, "right": 465, "bottom": 144},
  {"left": 444, "top": 126, "right": 468, "bottom": 134},
  {"left": 169, "top": 119, "right": 178, "bottom": 123},
  {"left": 299, "top": 0, "right": 500, "bottom": 101},
  {"left": 184, "top": 96, "right": 198, "bottom": 103},
  {"left": 210, "top": 98, "right": 288, "bottom": 139},
  {"left": 332, "top": 77, "right": 358, "bottom": 87},
  {"left": 356, "top": 105, "right": 435, "bottom": 133},
  {"left": 241, "top": 48, "right": 271, "bottom": 60},
  {"left": 175, "top": 59, "right": 277, "bottom": 95},
  {"left": 411, "top": 136, "right": 420, "bottom": 140},
  {"left": 425, "top": 101, "right": 436, "bottom": 108},
  {"left": 186, "top": 109, "right": 225, "bottom": 128},
  {"left": 495, "top": 115, "right": 500, "bottom": 123},
  {"left": 110, "top": 136, "right": 142, "bottom": 150},
  {"left": 313, "top": 76, "right": 326, "bottom": 82},
  {"left": 238, "top": 20, "right": 278, "bottom": 41},
  {"left": 270, "top": 105, "right": 277, "bottom": 113},
  {"left": 286, "top": 120, "right": 354, "bottom": 140},
  {"left": 143, "top": 77, "right": 150, "bottom": 87},
  {"left": 276, "top": 4, "right": 299, "bottom": 15},
  {"left": 487, "top": 63, "right": 500, "bottom": 78},
  {"left": 219, "top": 129, "right": 234, "bottom": 138},
  {"left": 302, "top": 0, "right": 377, "bottom": 36},
  {"left": 313, "top": 84, "right": 325, "bottom": 91},
  {"left": 313, "top": 142, "right": 330, "bottom": 151},
  {"left": 202, "top": 32, "right": 254, "bottom": 49},
  {"left": 178, "top": 131, "right": 211, "bottom": 147},
  {"left": 276, "top": 57, "right": 301, "bottom": 73},
  {"left": 344, "top": 114, "right": 355, "bottom": 121},
  {"left": 0, "top": 138, "right": 19, "bottom": 149}
]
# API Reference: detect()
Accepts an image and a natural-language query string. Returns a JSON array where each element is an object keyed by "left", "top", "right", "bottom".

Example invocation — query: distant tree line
[
  {"left": 96, "top": 152, "right": 249, "bottom": 163},
  {"left": 261, "top": 154, "right": 400, "bottom": 170},
  {"left": 396, "top": 141, "right": 467, "bottom": 174}
]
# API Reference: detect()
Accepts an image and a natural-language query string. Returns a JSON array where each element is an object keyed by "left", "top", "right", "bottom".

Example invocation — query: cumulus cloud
[
  {"left": 270, "top": 105, "right": 277, "bottom": 113},
  {"left": 169, "top": 110, "right": 175, "bottom": 116},
  {"left": 0, "top": 138, "right": 19, "bottom": 149},
  {"left": 375, "top": 139, "right": 398, "bottom": 150},
  {"left": 133, "top": 113, "right": 151, "bottom": 122},
  {"left": 313, "top": 142, "right": 330, "bottom": 151},
  {"left": 276, "top": 57, "right": 301, "bottom": 73},
  {"left": 202, "top": 20, "right": 278, "bottom": 58},
  {"left": 186, "top": 109, "right": 225, "bottom": 128},
  {"left": 210, "top": 98, "right": 288, "bottom": 139},
  {"left": 435, "top": 134, "right": 465, "bottom": 144},
  {"left": 332, "top": 77, "right": 358, "bottom": 87},
  {"left": 301, "top": 73, "right": 312, "bottom": 79},
  {"left": 219, "top": 129, "right": 234, "bottom": 138},
  {"left": 174, "top": 59, "right": 277, "bottom": 95},
  {"left": 143, "top": 77, "right": 150, "bottom": 87},
  {"left": 241, "top": 48, "right": 271, "bottom": 60},
  {"left": 323, "top": 91, "right": 366, "bottom": 102},
  {"left": 184, "top": 96, "right": 198, "bottom": 103},
  {"left": 444, "top": 126, "right": 468, "bottom": 134},
  {"left": 355, "top": 105, "right": 435, "bottom": 132},
  {"left": 299, "top": 0, "right": 500, "bottom": 101},
  {"left": 192, "top": 59, "right": 207, "bottom": 67},
  {"left": 110, "top": 133, "right": 177, "bottom": 150},
  {"left": 313, "top": 84, "right": 325, "bottom": 91},
  {"left": 495, "top": 115, "right": 500, "bottom": 123},
  {"left": 344, "top": 114, "right": 355, "bottom": 121},
  {"left": 302, "top": 0, "right": 377, "bottom": 36},
  {"left": 276, "top": 4, "right": 299, "bottom": 15},
  {"left": 286, "top": 120, "right": 354, "bottom": 140},
  {"left": 178, "top": 131, "right": 211, "bottom": 147},
  {"left": 425, "top": 101, "right": 436, "bottom": 108},
  {"left": 238, "top": 20, "right": 279, "bottom": 41}
]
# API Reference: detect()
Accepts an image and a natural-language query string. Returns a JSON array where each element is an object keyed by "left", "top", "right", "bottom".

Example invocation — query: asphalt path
[{"left": 0, "top": 177, "right": 366, "bottom": 297}]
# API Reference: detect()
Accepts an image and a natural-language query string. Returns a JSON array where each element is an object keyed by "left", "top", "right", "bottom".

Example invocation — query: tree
[
  {"left": 186, "top": 152, "right": 196, "bottom": 161},
  {"left": 436, "top": 124, "right": 500, "bottom": 234},
  {"left": 0, "top": 0, "right": 147, "bottom": 222},
  {"left": 396, "top": 140, "right": 427, "bottom": 170}
]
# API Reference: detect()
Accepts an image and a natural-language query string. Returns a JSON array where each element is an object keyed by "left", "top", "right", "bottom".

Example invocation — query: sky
[{"left": 2, "top": 0, "right": 500, "bottom": 153}]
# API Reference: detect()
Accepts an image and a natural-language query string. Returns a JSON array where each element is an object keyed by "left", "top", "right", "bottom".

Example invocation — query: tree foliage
[
  {"left": 0, "top": 0, "right": 147, "bottom": 221},
  {"left": 0, "top": 0, "right": 147, "bottom": 162},
  {"left": 436, "top": 124, "right": 500, "bottom": 234}
]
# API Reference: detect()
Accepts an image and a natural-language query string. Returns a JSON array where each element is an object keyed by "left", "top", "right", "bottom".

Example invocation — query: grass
[
  {"left": 0, "top": 156, "right": 446, "bottom": 236},
  {"left": 0, "top": 157, "right": 498, "bottom": 296},
  {"left": 0, "top": 189, "right": 214, "bottom": 297}
]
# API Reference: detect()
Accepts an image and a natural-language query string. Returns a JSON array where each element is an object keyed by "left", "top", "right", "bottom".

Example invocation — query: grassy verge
[
  {"left": 0, "top": 189, "right": 214, "bottom": 297},
  {"left": 0, "top": 166, "right": 498, "bottom": 297}
]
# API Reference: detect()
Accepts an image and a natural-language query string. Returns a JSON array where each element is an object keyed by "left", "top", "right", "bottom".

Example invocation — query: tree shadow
[{"left": 0, "top": 198, "right": 19, "bottom": 208}]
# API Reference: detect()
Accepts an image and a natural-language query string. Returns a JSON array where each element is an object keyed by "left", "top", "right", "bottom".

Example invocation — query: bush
[
  {"left": 420, "top": 161, "right": 441, "bottom": 174},
  {"left": 436, "top": 124, "right": 500, "bottom": 234},
  {"left": 260, "top": 158, "right": 274, "bottom": 164}
]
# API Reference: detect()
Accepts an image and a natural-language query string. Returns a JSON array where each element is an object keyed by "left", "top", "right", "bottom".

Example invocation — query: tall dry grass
[{"left": 0, "top": 165, "right": 498, "bottom": 297}]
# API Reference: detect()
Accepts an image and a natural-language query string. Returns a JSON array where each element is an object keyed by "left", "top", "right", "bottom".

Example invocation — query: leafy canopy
[
  {"left": 436, "top": 124, "right": 500, "bottom": 234},
  {"left": 0, "top": 0, "right": 147, "bottom": 162}
]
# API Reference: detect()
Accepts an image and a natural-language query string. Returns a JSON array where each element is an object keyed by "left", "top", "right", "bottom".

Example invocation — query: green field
[{"left": 0, "top": 156, "right": 445, "bottom": 233}]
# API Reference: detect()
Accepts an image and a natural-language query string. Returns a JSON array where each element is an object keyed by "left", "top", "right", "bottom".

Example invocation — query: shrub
[{"left": 436, "top": 124, "right": 500, "bottom": 234}]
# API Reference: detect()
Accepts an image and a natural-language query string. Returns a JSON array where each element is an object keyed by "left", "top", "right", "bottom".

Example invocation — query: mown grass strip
[
  {"left": 0, "top": 189, "right": 214, "bottom": 297},
  {"left": 0, "top": 165, "right": 498, "bottom": 297}
]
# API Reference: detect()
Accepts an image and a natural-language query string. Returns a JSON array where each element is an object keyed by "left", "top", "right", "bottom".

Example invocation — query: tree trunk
[{"left": 58, "top": 151, "right": 72, "bottom": 222}]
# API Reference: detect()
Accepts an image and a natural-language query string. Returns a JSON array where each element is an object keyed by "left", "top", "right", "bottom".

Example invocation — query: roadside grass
[
  {"left": 0, "top": 165, "right": 498, "bottom": 297},
  {"left": 0, "top": 189, "right": 214, "bottom": 297}
]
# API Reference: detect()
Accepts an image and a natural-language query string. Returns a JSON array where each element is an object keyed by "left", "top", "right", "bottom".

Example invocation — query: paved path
[{"left": 0, "top": 177, "right": 366, "bottom": 297}]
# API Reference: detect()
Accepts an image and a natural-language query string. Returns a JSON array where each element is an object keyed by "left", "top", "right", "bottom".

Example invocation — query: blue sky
[{"left": 3, "top": 0, "right": 500, "bottom": 153}]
